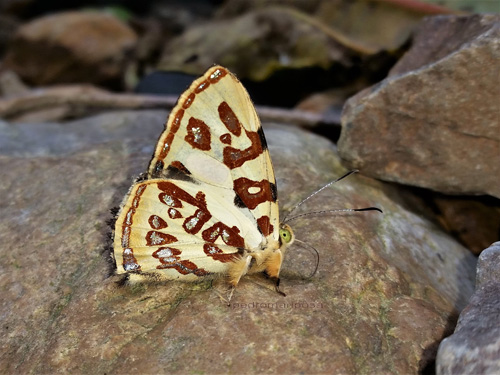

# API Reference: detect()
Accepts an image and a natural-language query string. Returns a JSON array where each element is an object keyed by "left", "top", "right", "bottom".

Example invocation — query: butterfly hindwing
[{"left": 114, "top": 178, "right": 265, "bottom": 278}]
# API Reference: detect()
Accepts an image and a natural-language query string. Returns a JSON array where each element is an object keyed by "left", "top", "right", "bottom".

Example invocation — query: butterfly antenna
[
  {"left": 283, "top": 170, "right": 360, "bottom": 222},
  {"left": 284, "top": 207, "right": 383, "bottom": 224},
  {"left": 294, "top": 239, "right": 320, "bottom": 278}
]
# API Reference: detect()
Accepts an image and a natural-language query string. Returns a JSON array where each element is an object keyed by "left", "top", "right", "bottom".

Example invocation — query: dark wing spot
[
  {"left": 166, "top": 163, "right": 196, "bottom": 183},
  {"left": 234, "top": 193, "right": 247, "bottom": 208},
  {"left": 135, "top": 173, "right": 148, "bottom": 182},
  {"left": 171, "top": 161, "right": 191, "bottom": 175},
  {"left": 150, "top": 160, "right": 164, "bottom": 178},
  {"left": 270, "top": 182, "right": 278, "bottom": 201},
  {"left": 257, "top": 126, "right": 268, "bottom": 150}
]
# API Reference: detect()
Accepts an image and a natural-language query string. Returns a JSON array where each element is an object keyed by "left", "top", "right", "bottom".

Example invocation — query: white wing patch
[{"left": 183, "top": 152, "right": 233, "bottom": 188}]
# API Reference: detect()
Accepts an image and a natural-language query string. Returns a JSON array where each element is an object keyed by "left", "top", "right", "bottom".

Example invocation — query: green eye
[{"left": 279, "top": 226, "right": 293, "bottom": 244}]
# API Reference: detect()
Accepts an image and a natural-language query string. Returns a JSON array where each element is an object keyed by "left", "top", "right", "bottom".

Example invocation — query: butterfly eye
[{"left": 279, "top": 227, "right": 293, "bottom": 244}]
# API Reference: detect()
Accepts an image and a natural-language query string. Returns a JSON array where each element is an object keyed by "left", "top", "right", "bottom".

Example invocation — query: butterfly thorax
[{"left": 226, "top": 223, "right": 294, "bottom": 286}]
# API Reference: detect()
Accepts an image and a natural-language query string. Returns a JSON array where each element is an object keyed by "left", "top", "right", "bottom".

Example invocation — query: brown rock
[
  {"left": 158, "top": 7, "right": 355, "bottom": 81},
  {"left": 433, "top": 196, "right": 500, "bottom": 255},
  {"left": 338, "top": 14, "right": 500, "bottom": 198},
  {"left": 0, "top": 111, "right": 476, "bottom": 374},
  {"left": 217, "top": 0, "right": 456, "bottom": 53},
  {"left": 0, "top": 13, "right": 19, "bottom": 55},
  {"left": 3, "top": 11, "right": 137, "bottom": 87}
]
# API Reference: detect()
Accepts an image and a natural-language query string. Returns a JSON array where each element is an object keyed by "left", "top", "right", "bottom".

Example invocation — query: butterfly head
[{"left": 279, "top": 223, "right": 295, "bottom": 247}]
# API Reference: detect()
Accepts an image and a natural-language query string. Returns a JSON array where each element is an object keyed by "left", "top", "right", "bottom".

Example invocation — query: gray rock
[
  {"left": 436, "top": 242, "right": 500, "bottom": 375},
  {"left": 476, "top": 242, "right": 500, "bottom": 286},
  {"left": 0, "top": 110, "right": 476, "bottom": 374},
  {"left": 338, "top": 14, "right": 500, "bottom": 198},
  {"left": 0, "top": 110, "right": 167, "bottom": 158}
]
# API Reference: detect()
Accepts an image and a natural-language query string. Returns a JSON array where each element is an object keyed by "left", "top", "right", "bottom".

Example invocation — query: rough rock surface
[
  {"left": 158, "top": 7, "right": 355, "bottom": 81},
  {"left": 0, "top": 110, "right": 476, "bottom": 374},
  {"left": 338, "top": 14, "right": 500, "bottom": 198},
  {"left": 436, "top": 241, "right": 500, "bottom": 375},
  {"left": 3, "top": 11, "right": 137, "bottom": 87}
]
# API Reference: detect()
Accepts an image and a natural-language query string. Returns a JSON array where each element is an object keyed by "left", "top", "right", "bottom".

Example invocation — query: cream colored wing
[
  {"left": 113, "top": 178, "right": 265, "bottom": 280},
  {"left": 147, "top": 66, "right": 279, "bottom": 243}
]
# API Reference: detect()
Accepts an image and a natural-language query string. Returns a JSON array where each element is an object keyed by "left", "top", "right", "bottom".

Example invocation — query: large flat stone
[
  {"left": 0, "top": 110, "right": 476, "bottom": 374},
  {"left": 338, "top": 14, "right": 500, "bottom": 198}
]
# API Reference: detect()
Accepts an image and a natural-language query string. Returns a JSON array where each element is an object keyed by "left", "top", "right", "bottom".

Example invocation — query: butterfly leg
[
  {"left": 264, "top": 250, "right": 286, "bottom": 296},
  {"left": 215, "top": 284, "right": 240, "bottom": 306},
  {"left": 226, "top": 287, "right": 236, "bottom": 305},
  {"left": 273, "top": 277, "right": 286, "bottom": 297},
  {"left": 226, "top": 255, "right": 253, "bottom": 303}
]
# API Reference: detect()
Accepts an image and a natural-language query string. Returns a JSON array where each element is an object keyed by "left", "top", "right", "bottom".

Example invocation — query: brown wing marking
[
  {"left": 202, "top": 222, "right": 245, "bottom": 247},
  {"left": 233, "top": 177, "right": 275, "bottom": 210},
  {"left": 153, "top": 247, "right": 209, "bottom": 276},
  {"left": 185, "top": 117, "right": 211, "bottom": 151},
  {"left": 257, "top": 216, "right": 274, "bottom": 237},
  {"left": 203, "top": 243, "right": 240, "bottom": 263},
  {"left": 157, "top": 181, "right": 212, "bottom": 235}
]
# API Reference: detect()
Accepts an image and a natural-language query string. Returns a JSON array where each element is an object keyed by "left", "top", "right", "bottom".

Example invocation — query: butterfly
[
  {"left": 113, "top": 66, "right": 293, "bottom": 297},
  {"left": 112, "top": 65, "right": 381, "bottom": 299}
]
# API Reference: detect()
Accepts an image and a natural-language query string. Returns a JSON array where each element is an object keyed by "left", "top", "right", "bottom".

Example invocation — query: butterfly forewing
[{"left": 148, "top": 66, "right": 279, "bottom": 240}]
